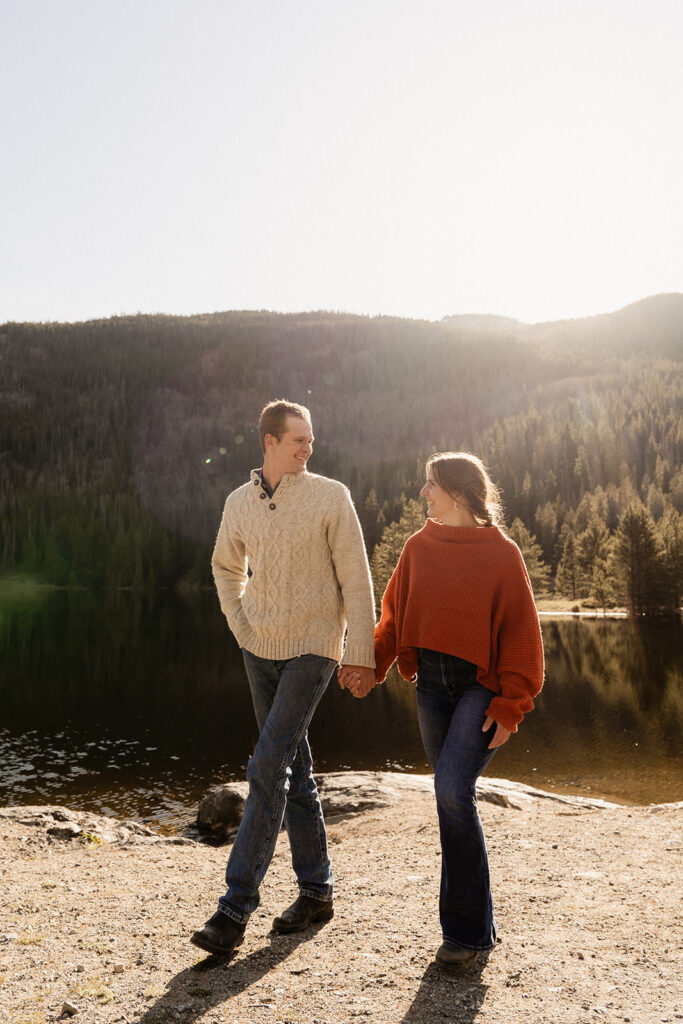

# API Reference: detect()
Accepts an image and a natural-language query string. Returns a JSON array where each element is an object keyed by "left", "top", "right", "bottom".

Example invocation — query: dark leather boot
[
  {"left": 435, "top": 941, "right": 478, "bottom": 966},
  {"left": 190, "top": 910, "right": 246, "bottom": 956},
  {"left": 272, "top": 894, "right": 334, "bottom": 934}
]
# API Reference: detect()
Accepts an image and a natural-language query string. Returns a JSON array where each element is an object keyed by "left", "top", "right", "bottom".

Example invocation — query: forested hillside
[{"left": 1, "top": 295, "right": 681, "bottom": 614}]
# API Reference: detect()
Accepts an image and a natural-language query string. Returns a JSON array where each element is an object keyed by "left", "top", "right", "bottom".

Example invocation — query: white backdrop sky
[{"left": 1, "top": 0, "right": 681, "bottom": 324}]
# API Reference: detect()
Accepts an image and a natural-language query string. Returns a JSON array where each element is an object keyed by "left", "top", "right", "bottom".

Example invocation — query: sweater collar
[
  {"left": 250, "top": 468, "right": 310, "bottom": 492},
  {"left": 422, "top": 518, "right": 502, "bottom": 543}
]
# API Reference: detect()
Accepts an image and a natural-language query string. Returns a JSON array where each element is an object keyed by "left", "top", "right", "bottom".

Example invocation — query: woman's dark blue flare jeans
[{"left": 416, "top": 648, "right": 498, "bottom": 951}]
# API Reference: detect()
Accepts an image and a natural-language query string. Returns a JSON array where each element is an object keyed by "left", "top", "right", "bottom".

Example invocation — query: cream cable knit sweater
[{"left": 211, "top": 469, "right": 376, "bottom": 666}]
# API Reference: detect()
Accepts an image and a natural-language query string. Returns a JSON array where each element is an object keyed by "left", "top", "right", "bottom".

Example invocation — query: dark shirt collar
[
  {"left": 250, "top": 467, "right": 310, "bottom": 495},
  {"left": 255, "top": 468, "right": 277, "bottom": 498}
]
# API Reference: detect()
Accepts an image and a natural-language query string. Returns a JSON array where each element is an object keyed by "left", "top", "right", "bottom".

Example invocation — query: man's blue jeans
[
  {"left": 416, "top": 648, "right": 498, "bottom": 951},
  {"left": 218, "top": 650, "right": 337, "bottom": 924}
]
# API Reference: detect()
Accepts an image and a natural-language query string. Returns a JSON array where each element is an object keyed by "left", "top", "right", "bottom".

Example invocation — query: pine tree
[
  {"left": 654, "top": 454, "right": 671, "bottom": 492},
  {"left": 590, "top": 562, "right": 612, "bottom": 612},
  {"left": 576, "top": 514, "right": 611, "bottom": 592},
  {"left": 370, "top": 498, "right": 426, "bottom": 608},
  {"left": 534, "top": 501, "right": 560, "bottom": 567},
  {"left": 645, "top": 483, "right": 665, "bottom": 521},
  {"left": 508, "top": 519, "right": 551, "bottom": 596},
  {"left": 555, "top": 533, "right": 581, "bottom": 600},
  {"left": 573, "top": 492, "right": 595, "bottom": 534},
  {"left": 520, "top": 471, "right": 534, "bottom": 520},
  {"left": 574, "top": 447, "right": 592, "bottom": 493},
  {"left": 667, "top": 468, "right": 683, "bottom": 513},
  {"left": 361, "top": 489, "right": 383, "bottom": 555},
  {"left": 610, "top": 501, "right": 668, "bottom": 616},
  {"left": 656, "top": 505, "right": 683, "bottom": 613}
]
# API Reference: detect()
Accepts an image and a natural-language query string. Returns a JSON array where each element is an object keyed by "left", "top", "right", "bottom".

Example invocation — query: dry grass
[
  {"left": 17, "top": 932, "right": 46, "bottom": 947},
  {"left": 69, "top": 976, "right": 114, "bottom": 1003}
]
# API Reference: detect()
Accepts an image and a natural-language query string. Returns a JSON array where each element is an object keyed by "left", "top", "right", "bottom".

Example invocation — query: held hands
[
  {"left": 482, "top": 716, "right": 512, "bottom": 749},
  {"left": 337, "top": 664, "right": 376, "bottom": 699}
]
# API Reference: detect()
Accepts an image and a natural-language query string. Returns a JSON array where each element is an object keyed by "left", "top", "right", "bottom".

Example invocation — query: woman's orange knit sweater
[{"left": 374, "top": 519, "right": 545, "bottom": 732}]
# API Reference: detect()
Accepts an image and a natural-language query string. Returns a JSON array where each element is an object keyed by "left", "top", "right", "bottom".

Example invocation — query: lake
[{"left": 1, "top": 586, "right": 681, "bottom": 831}]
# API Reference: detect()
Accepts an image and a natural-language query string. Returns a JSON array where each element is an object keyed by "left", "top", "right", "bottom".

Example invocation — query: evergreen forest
[{"left": 1, "top": 293, "right": 681, "bottom": 616}]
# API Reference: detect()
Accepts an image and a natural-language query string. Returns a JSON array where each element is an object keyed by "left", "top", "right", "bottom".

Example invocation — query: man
[{"left": 191, "top": 399, "right": 376, "bottom": 957}]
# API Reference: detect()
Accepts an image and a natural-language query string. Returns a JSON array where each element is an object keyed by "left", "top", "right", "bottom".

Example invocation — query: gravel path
[{"left": 1, "top": 776, "right": 681, "bottom": 1024}]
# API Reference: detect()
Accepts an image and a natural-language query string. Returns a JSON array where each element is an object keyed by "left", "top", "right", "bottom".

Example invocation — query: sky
[{"left": 1, "top": 0, "right": 681, "bottom": 325}]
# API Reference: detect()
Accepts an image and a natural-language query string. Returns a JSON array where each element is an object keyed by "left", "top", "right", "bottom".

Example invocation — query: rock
[
  {"left": 0, "top": 806, "right": 170, "bottom": 846},
  {"left": 62, "top": 1000, "right": 79, "bottom": 1016},
  {"left": 196, "top": 783, "right": 249, "bottom": 837},
  {"left": 317, "top": 772, "right": 420, "bottom": 815},
  {"left": 48, "top": 824, "right": 83, "bottom": 840},
  {"left": 478, "top": 790, "right": 515, "bottom": 809},
  {"left": 118, "top": 819, "right": 156, "bottom": 837},
  {"left": 52, "top": 809, "right": 76, "bottom": 822},
  {"left": 113, "top": 963, "right": 125, "bottom": 974}
]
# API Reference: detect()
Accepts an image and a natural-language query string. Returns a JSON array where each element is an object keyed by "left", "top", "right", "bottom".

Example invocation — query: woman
[{"left": 341, "top": 452, "right": 544, "bottom": 966}]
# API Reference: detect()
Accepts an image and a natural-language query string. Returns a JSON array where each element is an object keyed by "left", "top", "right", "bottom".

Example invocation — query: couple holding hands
[{"left": 191, "top": 399, "right": 544, "bottom": 967}]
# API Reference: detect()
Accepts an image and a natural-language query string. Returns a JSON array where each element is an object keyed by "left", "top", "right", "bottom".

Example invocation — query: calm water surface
[{"left": 1, "top": 587, "right": 681, "bottom": 830}]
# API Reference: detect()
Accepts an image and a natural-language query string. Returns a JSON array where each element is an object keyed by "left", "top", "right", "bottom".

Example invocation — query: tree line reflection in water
[{"left": 0, "top": 586, "right": 680, "bottom": 827}]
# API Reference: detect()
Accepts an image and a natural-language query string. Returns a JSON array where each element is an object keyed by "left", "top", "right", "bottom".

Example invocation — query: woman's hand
[
  {"left": 338, "top": 665, "right": 376, "bottom": 698},
  {"left": 482, "top": 716, "right": 512, "bottom": 749}
]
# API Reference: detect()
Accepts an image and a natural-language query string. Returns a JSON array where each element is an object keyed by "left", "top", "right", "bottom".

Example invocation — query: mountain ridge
[{"left": 442, "top": 292, "right": 682, "bottom": 356}]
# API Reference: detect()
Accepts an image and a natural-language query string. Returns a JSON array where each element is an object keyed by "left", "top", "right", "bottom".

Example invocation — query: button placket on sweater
[
  {"left": 253, "top": 471, "right": 289, "bottom": 514},
  {"left": 254, "top": 488, "right": 278, "bottom": 514}
]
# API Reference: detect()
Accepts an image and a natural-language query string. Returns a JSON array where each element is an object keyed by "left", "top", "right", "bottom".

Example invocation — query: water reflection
[
  {"left": 0, "top": 586, "right": 681, "bottom": 828},
  {"left": 491, "top": 617, "right": 682, "bottom": 805}
]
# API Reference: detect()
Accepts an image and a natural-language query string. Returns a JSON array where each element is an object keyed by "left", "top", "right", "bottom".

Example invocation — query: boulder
[
  {"left": 196, "top": 782, "right": 249, "bottom": 838},
  {"left": 317, "top": 771, "right": 433, "bottom": 815},
  {"left": 47, "top": 823, "right": 83, "bottom": 840}
]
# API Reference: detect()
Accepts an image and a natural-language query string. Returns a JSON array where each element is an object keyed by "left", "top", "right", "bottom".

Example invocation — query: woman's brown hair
[{"left": 426, "top": 452, "right": 504, "bottom": 527}]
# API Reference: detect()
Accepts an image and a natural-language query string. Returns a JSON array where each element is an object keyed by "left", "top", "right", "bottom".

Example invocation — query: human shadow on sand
[
  {"left": 135, "top": 925, "right": 321, "bottom": 1024},
  {"left": 401, "top": 951, "right": 490, "bottom": 1024}
]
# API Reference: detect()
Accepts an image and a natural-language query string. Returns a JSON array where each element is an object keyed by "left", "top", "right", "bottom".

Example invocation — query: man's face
[{"left": 266, "top": 415, "right": 314, "bottom": 474}]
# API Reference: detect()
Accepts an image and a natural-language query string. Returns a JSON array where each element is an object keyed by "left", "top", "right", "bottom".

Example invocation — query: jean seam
[{"left": 292, "top": 743, "right": 329, "bottom": 891}]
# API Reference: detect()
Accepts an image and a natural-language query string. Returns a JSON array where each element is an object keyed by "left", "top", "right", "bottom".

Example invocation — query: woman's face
[{"left": 420, "top": 468, "right": 456, "bottom": 522}]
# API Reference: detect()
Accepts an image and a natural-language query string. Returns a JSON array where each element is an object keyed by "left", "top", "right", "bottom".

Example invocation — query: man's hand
[
  {"left": 338, "top": 664, "right": 376, "bottom": 698},
  {"left": 482, "top": 716, "right": 512, "bottom": 749}
]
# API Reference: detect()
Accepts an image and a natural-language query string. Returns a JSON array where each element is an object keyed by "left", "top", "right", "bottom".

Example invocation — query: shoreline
[
  {"left": 534, "top": 597, "right": 628, "bottom": 618},
  {"left": 3, "top": 772, "right": 681, "bottom": 848},
  {"left": 4, "top": 766, "right": 681, "bottom": 841},
  {"left": 536, "top": 609, "right": 627, "bottom": 619},
  {"left": 0, "top": 576, "right": 643, "bottom": 619}
]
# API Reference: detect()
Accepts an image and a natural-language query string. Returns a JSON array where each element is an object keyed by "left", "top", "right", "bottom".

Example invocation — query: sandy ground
[{"left": 0, "top": 777, "right": 681, "bottom": 1024}]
